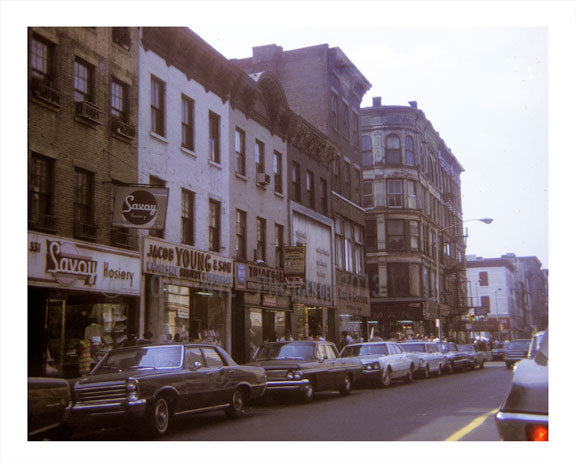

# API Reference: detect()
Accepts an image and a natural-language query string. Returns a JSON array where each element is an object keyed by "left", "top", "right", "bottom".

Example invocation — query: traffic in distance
[{"left": 28, "top": 330, "right": 548, "bottom": 441}]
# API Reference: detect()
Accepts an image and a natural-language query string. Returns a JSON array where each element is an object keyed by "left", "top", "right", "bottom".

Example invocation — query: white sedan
[
  {"left": 398, "top": 341, "right": 447, "bottom": 378},
  {"left": 340, "top": 341, "right": 416, "bottom": 388}
]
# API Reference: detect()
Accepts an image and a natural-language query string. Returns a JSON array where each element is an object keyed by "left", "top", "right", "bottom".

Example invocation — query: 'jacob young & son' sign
[{"left": 143, "top": 237, "right": 233, "bottom": 288}]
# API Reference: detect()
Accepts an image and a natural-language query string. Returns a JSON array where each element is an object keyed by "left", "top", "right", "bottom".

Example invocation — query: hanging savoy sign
[{"left": 112, "top": 186, "right": 169, "bottom": 230}]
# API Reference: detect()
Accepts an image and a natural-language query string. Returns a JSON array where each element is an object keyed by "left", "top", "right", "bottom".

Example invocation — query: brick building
[
  {"left": 28, "top": 27, "right": 141, "bottom": 377},
  {"left": 232, "top": 44, "right": 372, "bottom": 343}
]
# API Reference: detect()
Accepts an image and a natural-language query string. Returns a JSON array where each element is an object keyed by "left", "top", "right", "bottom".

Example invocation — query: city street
[{"left": 69, "top": 361, "right": 512, "bottom": 442}]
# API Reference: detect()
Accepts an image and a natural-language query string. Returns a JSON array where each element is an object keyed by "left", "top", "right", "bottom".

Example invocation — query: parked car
[
  {"left": 66, "top": 343, "right": 267, "bottom": 436},
  {"left": 438, "top": 342, "right": 474, "bottom": 373},
  {"left": 340, "top": 341, "right": 416, "bottom": 387},
  {"left": 490, "top": 341, "right": 508, "bottom": 361},
  {"left": 528, "top": 331, "right": 546, "bottom": 359},
  {"left": 247, "top": 340, "right": 361, "bottom": 402},
  {"left": 457, "top": 344, "right": 486, "bottom": 369},
  {"left": 28, "top": 377, "right": 71, "bottom": 440},
  {"left": 504, "top": 339, "right": 531, "bottom": 369},
  {"left": 397, "top": 341, "right": 446, "bottom": 378},
  {"left": 496, "top": 330, "right": 548, "bottom": 440}
]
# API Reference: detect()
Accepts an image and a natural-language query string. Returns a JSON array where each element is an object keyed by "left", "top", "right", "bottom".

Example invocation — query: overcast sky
[{"left": 194, "top": 25, "right": 549, "bottom": 267}]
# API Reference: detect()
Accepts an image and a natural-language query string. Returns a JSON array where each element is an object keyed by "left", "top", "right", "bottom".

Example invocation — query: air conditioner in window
[{"left": 256, "top": 173, "right": 270, "bottom": 186}]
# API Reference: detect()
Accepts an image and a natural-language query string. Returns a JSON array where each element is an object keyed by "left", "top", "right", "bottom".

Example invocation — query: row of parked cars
[{"left": 29, "top": 338, "right": 488, "bottom": 439}]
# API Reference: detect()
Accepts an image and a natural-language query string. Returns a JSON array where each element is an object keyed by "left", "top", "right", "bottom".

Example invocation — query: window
[
  {"left": 353, "top": 168, "right": 361, "bottom": 203},
  {"left": 331, "top": 91, "right": 339, "bottom": 131},
  {"left": 74, "top": 168, "right": 95, "bottom": 238},
  {"left": 333, "top": 156, "right": 340, "bottom": 194},
  {"left": 273, "top": 151, "right": 282, "bottom": 193},
  {"left": 150, "top": 176, "right": 166, "bottom": 238},
  {"left": 387, "top": 263, "right": 410, "bottom": 297},
  {"left": 361, "top": 135, "right": 373, "bottom": 167},
  {"left": 275, "top": 224, "right": 284, "bottom": 268},
  {"left": 151, "top": 76, "right": 165, "bottom": 136},
  {"left": 181, "top": 189, "right": 195, "bottom": 245},
  {"left": 480, "top": 296, "right": 491, "bottom": 311},
  {"left": 256, "top": 217, "right": 266, "bottom": 262},
  {"left": 208, "top": 111, "right": 220, "bottom": 164},
  {"left": 209, "top": 199, "right": 221, "bottom": 252},
  {"left": 479, "top": 271, "right": 489, "bottom": 286},
  {"left": 202, "top": 347, "right": 224, "bottom": 367},
  {"left": 112, "top": 27, "right": 131, "bottom": 50},
  {"left": 386, "top": 220, "right": 405, "bottom": 251},
  {"left": 111, "top": 79, "right": 128, "bottom": 120},
  {"left": 306, "top": 170, "right": 315, "bottom": 209},
  {"left": 387, "top": 180, "right": 403, "bottom": 207},
  {"left": 352, "top": 112, "right": 360, "bottom": 148},
  {"left": 363, "top": 180, "right": 374, "bottom": 208},
  {"left": 292, "top": 161, "right": 301, "bottom": 202},
  {"left": 385, "top": 134, "right": 401, "bottom": 165},
  {"left": 405, "top": 135, "right": 415, "bottom": 166},
  {"left": 335, "top": 217, "right": 344, "bottom": 270},
  {"left": 344, "top": 221, "right": 354, "bottom": 272},
  {"left": 342, "top": 102, "right": 349, "bottom": 139},
  {"left": 406, "top": 180, "right": 418, "bottom": 209},
  {"left": 320, "top": 178, "right": 328, "bottom": 214},
  {"left": 255, "top": 139, "right": 265, "bottom": 174},
  {"left": 74, "top": 58, "right": 93, "bottom": 102},
  {"left": 30, "top": 34, "right": 53, "bottom": 82},
  {"left": 181, "top": 95, "right": 195, "bottom": 150},
  {"left": 367, "top": 263, "right": 380, "bottom": 297},
  {"left": 236, "top": 209, "right": 247, "bottom": 260},
  {"left": 409, "top": 220, "right": 420, "bottom": 251},
  {"left": 354, "top": 224, "right": 365, "bottom": 274},
  {"left": 343, "top": 162, "right": 351, "bottom": 198},
  {"left": 29, "top": 154, "right": 54, "bottom": 230},
  {"left": 234, "top": 128, "right": 246, "bottom": 175},
  {"left": 365, "top": 219, "right": 377, "bottom": 251}
]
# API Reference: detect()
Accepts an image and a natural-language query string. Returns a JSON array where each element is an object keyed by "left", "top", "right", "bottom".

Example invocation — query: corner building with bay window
[{"left": 361, "top": 99, "right": 466, "bottom": 340}]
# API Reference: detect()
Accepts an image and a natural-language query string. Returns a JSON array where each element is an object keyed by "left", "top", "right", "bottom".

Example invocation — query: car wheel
[
  {"left": 339, "top": 374, "right": 352, "bottom": 396},
  {"left": 225, "top": 388, "right": 246, "bottom": 418},
  {"left": 378, "top": 367, "right": 392, "bottom": 388},
  {"left": 479, "top": 360, "right": 485, "bottom": 369},
  {"left": 444, "top": 362, "right": 454, "bottom": 374},
  {"left": 148, "top": 397, "right": 171, "bottom": 437},
  {"left": 301, "top": 382, "right": 315, "bottom": 403},
  {"left": 404, "top": 365, "right": 414, "bottom": 384},
  {"left": 423, "top": 364, "right": 430, "bottom": 379},
  {"left": 506, "top": 362, "right": 513, "bottom": 369}
]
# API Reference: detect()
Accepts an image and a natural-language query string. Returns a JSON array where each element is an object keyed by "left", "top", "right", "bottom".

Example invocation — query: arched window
[
  {"left": 405, "top": 135, "right": 415, "bottom": 166},
  {"left": 385, "top": 134, "right": 401, "bottom": 165}
]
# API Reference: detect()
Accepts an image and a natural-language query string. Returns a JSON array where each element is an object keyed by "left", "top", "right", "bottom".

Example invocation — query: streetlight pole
[
  {"left": 494, "top": 287, "right": 502, "bottom": 342},
  {"left": 436, "top": 217, "right": 493, "bottom": 342}
]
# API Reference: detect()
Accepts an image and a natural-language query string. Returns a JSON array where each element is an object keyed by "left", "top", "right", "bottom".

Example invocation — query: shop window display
[{"left": 44, "top": 300, "right": 131, "bottom": 378}]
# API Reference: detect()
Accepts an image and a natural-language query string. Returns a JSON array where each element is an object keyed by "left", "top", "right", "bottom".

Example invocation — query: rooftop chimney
[
  {"left": 373, "top": 97, "right": 382, "bottom": 107},
  {"left": 408, "top": 101, "right": 418, "bottom": 108}
]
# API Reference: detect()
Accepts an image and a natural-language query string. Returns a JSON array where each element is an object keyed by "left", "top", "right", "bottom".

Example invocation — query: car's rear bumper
[{"left": 495, "top": 410, "right": 548, "bottom": 440}]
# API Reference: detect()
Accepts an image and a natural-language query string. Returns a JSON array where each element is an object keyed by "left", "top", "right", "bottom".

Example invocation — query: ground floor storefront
[
  {"left": 27, "top": 232, "right": 141, "bottom": 378},
  {"left": 370, "top": 301, "right": 437, "bottom": 340}
]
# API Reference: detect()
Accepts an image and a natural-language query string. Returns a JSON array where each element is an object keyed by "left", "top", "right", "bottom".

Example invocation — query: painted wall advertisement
[
  {"left": 28, "top": 232, "right": 140, "bottom": 296},
  {"left": 112, "top": 186, "right": 169, "bottom": 230}
]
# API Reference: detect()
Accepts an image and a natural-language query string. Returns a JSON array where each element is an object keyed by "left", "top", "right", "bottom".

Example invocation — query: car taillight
[{"left": 526, "top": 424, "right": 548, "bottom": 441}]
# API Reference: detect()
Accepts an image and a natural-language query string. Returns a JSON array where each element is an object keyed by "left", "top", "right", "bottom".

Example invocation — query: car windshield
[
  {"left": 341, "top": 344, "right": 389, "bottom": 357},
  {"left": 92, "top": 346, "right": 183, "bottom": 374},
  {"left": 439, "top": 343, "right": 457, "bottom": 352},
  {"left": 399, "top": 343, "right": 426, "bottom": 353},
  {"left": 509, "top": 340, "right": 530, "bottom": 350},
  {"left": 254, "top": 343, "right": 316, "bottom": 361}
]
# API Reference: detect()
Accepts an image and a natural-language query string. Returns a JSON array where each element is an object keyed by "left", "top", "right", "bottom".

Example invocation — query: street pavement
[{"left": 72, "top": 361, "right": 513, "bottom": 442}]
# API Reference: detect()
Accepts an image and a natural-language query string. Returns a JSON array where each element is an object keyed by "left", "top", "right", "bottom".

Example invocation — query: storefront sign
[
  {"left": 283, "top": 246, "right": 306, "bottom": 284},
  {"left": 112, "top": 186, "right": 169, "bottom": 230},
  {"left": 371, "top": 302, "right": 425, "bottom": 322},
  {"left": 143, "top": 237, "right": 233, "bottom": 288},
  {"left": 28, "top": 232, "right": 140, "bottom": 295},
  {"left": 336, "top": 282, "right": 370, "bottom": 317},
  {"left": 235, "top": 262, "right": 284, "bottom": 294}
]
